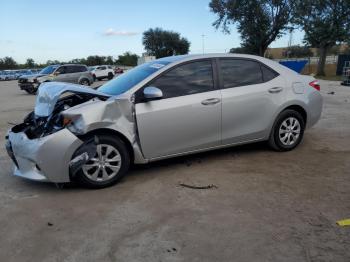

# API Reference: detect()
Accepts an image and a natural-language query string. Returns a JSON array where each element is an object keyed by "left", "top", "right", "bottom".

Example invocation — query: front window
[
  {"left": 98, "top": 61, "right": 170, "bottom": 96},
  {"left": 148, "top": 60, "right": 214, "bottom": 99},
  {"left": 40, "top": 65, "right": 59, "bottom": 75}
]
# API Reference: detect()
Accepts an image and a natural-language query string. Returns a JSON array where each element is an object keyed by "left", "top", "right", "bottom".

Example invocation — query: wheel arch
[
  {"left": 267, "top": 102, "right": 308, "bottom": 140},
  {"left": 282, "top": 104, "right": 307, "bottom": 125},
  {"left": 78, "top": 128, "right": 134, "bottom": 163}
]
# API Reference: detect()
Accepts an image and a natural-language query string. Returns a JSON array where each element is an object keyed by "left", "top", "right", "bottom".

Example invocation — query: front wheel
[
  {"left": 73, "top": 135, "right": 130, "bottom": 189},
  {"left": 269, "top": 109, "right": 305, "bottom": 151},
  {"left": 24, "top": 86, "right": 38, "bottom": 95}
]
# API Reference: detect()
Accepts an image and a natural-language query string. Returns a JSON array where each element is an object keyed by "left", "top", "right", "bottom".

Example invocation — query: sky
[{"left": 0, "top": 0, "right": 305, "bottom": 64}]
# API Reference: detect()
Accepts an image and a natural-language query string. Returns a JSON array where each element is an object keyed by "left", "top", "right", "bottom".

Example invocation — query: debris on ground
[
  {"left": 327, "top": 91, "right": 335, "bottom": 95},
  {"left": 336, "top": 219, "right": 350, "bottom": 226},
  {"left": 179, "top": 183, "right": 218, "bottom": 190},
  {"left": 184, "top": 158, "right": 202, "bottom": 167},
  {"left": 47, "top": 222, "right": 53, "bottom": 226}
]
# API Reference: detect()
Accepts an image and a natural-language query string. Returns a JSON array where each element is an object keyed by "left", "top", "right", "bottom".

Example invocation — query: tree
[
  {"left": 46, "top": 60, "right": 61, "bottom": 65},
  {"left": 282, "top": 45, "right": 313, "bottom": 58},
  {"left": 229, "top": 46, "right": 256, "bottom": 54},
  {"left": 142, "top": 28, "right": 190, "bottom": 58},
  {"left": 1, "top": 56, "right": 18, "bottom": 69},
  {"left": 69, "top": 58, "right": 87, "bottom": 64},
  {"left": 117, "top": 52, "right": 138, "bottom": 66},
  {"left": 210, "top": 0, "right": 294, "bottom": 56},
  {"left": 293, "top": 0, "right": 350, "bottom": 75},
  {"left": 25, "top": 58, "right": 35, "bottom": 68}
]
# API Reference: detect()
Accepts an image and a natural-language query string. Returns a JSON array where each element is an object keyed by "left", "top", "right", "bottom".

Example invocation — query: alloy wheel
[
  {"left": 278, "top": 117, "right": 301, "bottom": 146},
  {"left": 82, "top": 144, "right": 122, "bottom": 182}
]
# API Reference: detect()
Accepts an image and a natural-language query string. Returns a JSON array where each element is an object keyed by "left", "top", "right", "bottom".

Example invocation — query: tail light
[{"left": 309, "top": 80, "right": 320, "bottom": 91}]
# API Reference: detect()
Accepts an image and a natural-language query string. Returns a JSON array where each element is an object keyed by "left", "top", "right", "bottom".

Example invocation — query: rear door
[
  {"left": 135, "top": 59, "right": 222, "bottom": 159},
  {"left": 219, "top": 58, "right": 286, "bottom": 145},
  {"left": 96, "top": 66, "right": 107, "bottom": 78}
]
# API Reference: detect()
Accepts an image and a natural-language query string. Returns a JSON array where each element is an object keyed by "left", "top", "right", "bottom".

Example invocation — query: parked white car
[{"left": 90, "top": 65, "right": 114, "bottom": 81}]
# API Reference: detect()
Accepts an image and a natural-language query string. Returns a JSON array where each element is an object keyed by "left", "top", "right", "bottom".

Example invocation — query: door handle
[
  {"left": 201, "top": 98, "right": 221, "bottom": 105},
  {"left": 268, "top": 87, "right": 283, "bottom": 93}
]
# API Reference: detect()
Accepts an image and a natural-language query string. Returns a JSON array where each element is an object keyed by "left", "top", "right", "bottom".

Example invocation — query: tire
[
  {"left": 73, "top": 135, "right": 131, "bottom": 189},
  {"left": 79, "top": 78, "right": 90, "bottom": 86},
  {"left": 25, "top": 86, "right": 38, "bottom": 95},
  {"left": 92, "top": 74, "right": 96, "bottom": 81},
  {"left": 107, "top": 72, "right": 113, "bottom": 80},
  {"left": 268, "top": 109, "right": 305, "bottom": 151}
]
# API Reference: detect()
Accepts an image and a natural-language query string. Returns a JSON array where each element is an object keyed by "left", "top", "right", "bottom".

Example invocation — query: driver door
[{"left": 135, "top": 59, "right": 221, "bottom": 160}]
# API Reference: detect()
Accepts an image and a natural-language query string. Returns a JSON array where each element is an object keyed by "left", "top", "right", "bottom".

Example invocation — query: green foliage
[
  {"left": 142, "top": 28, "right": 190, "bottom": 58},
  {"left": 294, "top": 0, "right": 350, "bottom": 49},
  {"left": 116, "top": 52, "right": 139, "bottom": 66},
  {"left": 0, "top": 57, "right": 18, "bottom": 70},
  {"left": 25, "top": 58, "right": 36, "bottom": 68},
  {"left": 293, "top": 0, "right": 350, "bottom": 75},
  {"left": 0, "top": 53, "right": 140, "bottom": 70},
  {"left": 282, "top": 45, "right": 313, "bottom": 58},
  {"left": 210, "top": 0, "right": 294, "bottom": 56},
  {"left": 229, "top": 46, "right": 256, "bottom": 55}
]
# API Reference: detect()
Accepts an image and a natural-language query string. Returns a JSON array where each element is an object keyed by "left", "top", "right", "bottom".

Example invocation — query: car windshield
[
  {"left": 40, "top": 65, "right": 59, "bottom": 75},
  {"left": 98, "top": 61, "right": 170, "bottom": 96}
]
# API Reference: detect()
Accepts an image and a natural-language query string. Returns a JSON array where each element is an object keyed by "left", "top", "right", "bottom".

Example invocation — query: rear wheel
[
  {"left": 79, "top": 78, "right": 90, "bottom": 86},
  {"left": 269, "top": 109, "right": 305, "bottom": 151},
  {"left": 73, "top": 135, "right": 130, "bottom": 188},
  {"left": 107, "top": 72, "right": 113, "bottom": 80}
]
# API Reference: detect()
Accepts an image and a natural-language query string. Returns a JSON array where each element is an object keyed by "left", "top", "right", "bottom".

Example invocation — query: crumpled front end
[
  {"left": 5, "top": 82, "right": 110, "bottom": 183},
  {"left": 6, "top": 128, "right": 83, "bottom": 183},
  {"left": 5, "top": 82, "right": 146, "bottom": 183}
]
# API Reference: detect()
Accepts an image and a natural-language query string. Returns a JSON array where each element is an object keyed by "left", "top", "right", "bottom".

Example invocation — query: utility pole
[{"left": 201, "top": 34, "right": 206, "bottom": 54}]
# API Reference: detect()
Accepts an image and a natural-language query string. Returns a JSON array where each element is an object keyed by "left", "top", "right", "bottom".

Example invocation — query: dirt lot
[{"left": 0, "top": 80, "right": 349, "bottom": 262}]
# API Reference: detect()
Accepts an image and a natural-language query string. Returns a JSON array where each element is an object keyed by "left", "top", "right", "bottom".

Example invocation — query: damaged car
[{"left": 5, "top": 54, "right": 323, "bottom": 188}]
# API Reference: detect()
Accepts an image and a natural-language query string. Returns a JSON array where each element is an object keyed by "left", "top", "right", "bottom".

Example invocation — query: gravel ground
[{"left": 0, "top": 79, "right": 349, "bottom": 262}]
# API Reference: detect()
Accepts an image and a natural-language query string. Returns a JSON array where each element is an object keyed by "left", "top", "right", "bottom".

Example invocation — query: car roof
[
  {"left": 61, "top": 64, "right": 87, "bottom": 67},
  {"left": 156, "top": 53, "right": 297, "bottom": 76}
]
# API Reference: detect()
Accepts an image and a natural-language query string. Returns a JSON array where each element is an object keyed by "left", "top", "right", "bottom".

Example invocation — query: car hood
[
  {"left": 34, "top": 82, "right": 110, "bottom": 117},
  {"left": 19, "top": 73, "right": 46, "bottom": 80}
]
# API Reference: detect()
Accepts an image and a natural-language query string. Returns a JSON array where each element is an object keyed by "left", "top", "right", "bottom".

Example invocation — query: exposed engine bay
[
  {"left": 11, "top": 93, "right": 108, "bottom": 139},
  {"left": 10, "top": 82, "right": 110, "bottom": 139}
]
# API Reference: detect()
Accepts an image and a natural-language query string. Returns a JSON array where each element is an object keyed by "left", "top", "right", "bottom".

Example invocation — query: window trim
[
  {"left": 135, "top": 58, "right": 218, "bottom": 103},
  {"left": 217, "top": 58, "right": 279, "bottom": 90}
]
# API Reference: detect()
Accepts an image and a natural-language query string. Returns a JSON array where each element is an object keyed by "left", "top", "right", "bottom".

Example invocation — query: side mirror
[
  {"left": 143, "top": 86, "right": 163, "bottom": 101},
  {"left": 54, "top": 71, "right": 60, "bottom": 76}
]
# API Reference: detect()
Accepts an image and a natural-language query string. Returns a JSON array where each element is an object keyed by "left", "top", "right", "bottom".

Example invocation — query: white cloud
[{"left": 103, "top": 28, "right": 139, "bottom": 36}]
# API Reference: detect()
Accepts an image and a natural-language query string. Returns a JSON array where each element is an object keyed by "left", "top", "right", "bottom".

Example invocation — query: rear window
[
  {"left": 261, "top": 64, "right": 279, "bottom": 82},
  {"left": 67, "top": 65, "right": 87, "bottom": 73},
  {"left": 219, "top": 59, "right": 263, "bottom": 88}
]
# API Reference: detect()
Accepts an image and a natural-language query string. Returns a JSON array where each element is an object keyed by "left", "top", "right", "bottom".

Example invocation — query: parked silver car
[
  {"left": 0, "top": 70, "right": 16, "bottom": 81},
  {"left": 5, "top": 54, "right": 323, "bottom": 188},
  {"left": 18, "top": 64, "right": 94, "bottom": 94}
]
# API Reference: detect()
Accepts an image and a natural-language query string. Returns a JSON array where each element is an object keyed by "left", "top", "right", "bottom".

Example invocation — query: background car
[
  {"left": 18, "top": 64, "right": 94, "bottom": 94},
  {"left": 18, "top": 65, "right": 59, "bottom": 94},
  {"left": 90, "top": 65, "right": 114, "bottom": 80},
  {"left": 0, "top": 71, "right": 16, "bottom": 81}
]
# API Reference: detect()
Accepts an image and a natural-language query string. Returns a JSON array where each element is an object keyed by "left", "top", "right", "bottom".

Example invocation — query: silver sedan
[{"left": 5, "top": 54, "right": 323, "bottom": 188}]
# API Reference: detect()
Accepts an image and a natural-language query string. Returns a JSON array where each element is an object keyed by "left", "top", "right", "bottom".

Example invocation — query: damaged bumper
[
  {"left": 6, "top": 128, "right": 83, "bottom": 183},
  {"left": 19, "top": 82, "right": 37, "bottom": 91}
]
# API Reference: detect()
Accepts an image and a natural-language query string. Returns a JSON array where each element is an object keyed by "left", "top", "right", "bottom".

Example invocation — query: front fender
[{"left": 62, "top": 97, "right": 148, "bottom": 164}]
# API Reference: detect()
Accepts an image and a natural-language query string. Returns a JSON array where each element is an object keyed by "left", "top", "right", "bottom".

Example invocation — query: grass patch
[{"left": 315, "top": 75, "right": 342, "bottom": 81}]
